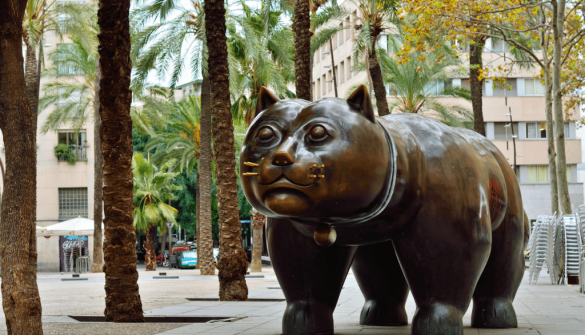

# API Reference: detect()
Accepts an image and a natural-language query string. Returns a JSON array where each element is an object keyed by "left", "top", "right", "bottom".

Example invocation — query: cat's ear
[
  {"left": 256, "top": 86, "right": 280, "bottom": 114},
  {"left": 347, "top": 85, "right": 376, "bottom": 123}
]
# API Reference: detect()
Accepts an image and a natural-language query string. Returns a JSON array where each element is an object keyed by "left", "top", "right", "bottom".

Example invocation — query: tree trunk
[
  {"left": 0, "top": 0, "right": 44, "bottom": 332},
  {"left": 469, "top": 36, "right": 486, "bottom": 136},
  {"left": 25, "top": 42, "right": 39, "bottom": 134},
  {"left": 98, "top": 0, "right": 144, "bottom": 322},
  {"left": 552, "top": 0, "right": 571, "bottom": 214},
  {"left": 250, "top": 210, "right": 266, "bottom": 273},
  {"left": 198, "top": 76, "right": 215, "bottom": 275},
  {"left": 544, "top": 71, "right": 559, "bottom": 215},
  {"left": 204, "top": 0, "right": 249, "bottom": 300},
  {"left": 293, "top": 0, "right": 312, "bottom": 101},
  {"left": 92, "top": 58, "right": 104, "bottom": 273},
  {"left": 195, "top": 170, "right": 201, "bottom": 269},
  {"left": 368, "top": 47, "right": 389, "bottom": 116},
  {"left": 145, "top": 225, "right": 157, "bottom": 271}
]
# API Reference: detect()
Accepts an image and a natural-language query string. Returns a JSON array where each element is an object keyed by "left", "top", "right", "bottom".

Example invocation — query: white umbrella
[
  {"left": 43, "top": 216, "right": 99, "bottom": 236},
  {"left": 44, "top": 217, "right": 103, "bottom": 274}
]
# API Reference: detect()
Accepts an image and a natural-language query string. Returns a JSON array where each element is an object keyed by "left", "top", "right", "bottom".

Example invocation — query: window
[
  {"left": 312, "top": 82, "right": 315, "bottom": 99},
  {"left": 491, "top": 38, "right": 507, "bottom": 53},
  {"left": 352, "top": 11, "right": 357, "bottom": 40},
  {"left": 552, "top": 122, "right": 571, "bottom": 138},
  {"left": 58, "top": 131, "right": 87, "bottom": 161},
  {"left": 347, "top": 56, "right": 352, "bottom": 79},
  {"left": 56, "top": 44, "right": 84, "bottom": 75},
  {"left": 327, "top": 70, "right": 332, "bottom": 92},
  {"left": 322, "top": 75, "right": 326, "bottom": 95},
  {"left": 424, "top": 81, "right": 451, "bottom": 96},
  {"left": 493, "top": 122, "right": 518, "bottom": 140},
  {"left": 339, "top": 61, "right": 345, "bottom": 84},
  {"left": 526, "top": 122, "right": 547, "bottom": 139},
  {"left": 339, "top": 23, "right": 344, "bottom": 45},
  {"left": 316, "top": 47, "right": 320, "bottom": 64},
  {"left": 346, "top": 17, "right": 351, "bottom": 41},
  {"left": 334, "top": 65, "right": 338, "bottom": 85},
  {"left": 316, "top": 78, "right": 321, "bottom": 98},
  {"left": 333, "top": 33, "right": 337, "bottom": 50},
  {"left": 56, "top": 1, "right": 85, "bottom": 32},
  {"left": 527, "top": 166, "right": 549, "bottom": 182},
  {"left": 524, "top": 79, "right": 545, "bottom": 95},
  {"left": 59, "top": 188, "right": 88, "bottom": 219}
]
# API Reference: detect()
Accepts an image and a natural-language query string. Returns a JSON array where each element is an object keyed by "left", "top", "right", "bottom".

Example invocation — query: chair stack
[
  {"left": 528, "top": 215, "right": 550, "bottom": 284},
  {"left": 564, "top": 215, "right": 580, "bottom": 284},
  {"left": 578, "top": 205, "right": 585, "bottom": 292},
  {"left": 547, "top": 214, "right": 565, "bottom": 285}
]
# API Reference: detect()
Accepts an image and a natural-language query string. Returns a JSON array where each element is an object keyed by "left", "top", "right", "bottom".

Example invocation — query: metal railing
[{"left": 57, "top": 145, "right": 87, "bottom": 162}]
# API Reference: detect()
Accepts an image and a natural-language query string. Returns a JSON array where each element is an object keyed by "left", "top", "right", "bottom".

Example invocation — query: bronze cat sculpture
[{"left": 240, "top": 85, "right": 529, "bottom": 335}]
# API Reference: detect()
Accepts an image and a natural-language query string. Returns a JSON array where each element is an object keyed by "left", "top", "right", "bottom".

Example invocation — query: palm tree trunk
[
  {"left": 204, "top": 0, "right": 249, "bottom": 300},
  {"left": 293, "top": 0, "right": 312, "bottom": 101},
  {"left": 469, "top": 36, "right": 486, "bottom": 136},
  {"left": 195, "top": 170, "right": 201, "bottom": 269},
  {"left": 98, "top": 0, "right": 144, "bottom": 322},
  {"left": 92, "top": 58, "right": 104, "bottom": 273},
  {"left": 368, "top": 47, "right": 389, "bottom": 116},
  {"left": 552, "top": 0, "right": 571, "bottom": 214},
  {"left": 145, "top": 225, "right": 157, "bottom": 271},
  {"left": 25, "top": 42, "right": 39, "bottom": 134},
  {"left": 198, "top": 76, "right": 215, "bottom": 276},
  {"left": 0, "top": 1, "right": 44, "bottom": 332},
  {"left": 544, "top": 71, "right": 559, "bottom": 215},
  {"left": 250, "top": 210, "right": 266, "bottom": 273}
]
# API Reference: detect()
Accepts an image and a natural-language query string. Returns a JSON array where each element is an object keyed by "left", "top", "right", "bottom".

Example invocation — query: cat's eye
[
  {"left": 257, "top": 126, "right": 276, "bottom": 142},
  {"left": 309, "top": 125, "right": 328, "bottom": 142}
]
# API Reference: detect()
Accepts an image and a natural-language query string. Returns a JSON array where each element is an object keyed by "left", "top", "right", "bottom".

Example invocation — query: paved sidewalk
[{"left": 148, "top": 269, "right": 585, "bottom": 335}]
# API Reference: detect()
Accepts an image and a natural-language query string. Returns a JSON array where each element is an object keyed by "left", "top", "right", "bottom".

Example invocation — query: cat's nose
[{"left": 272, "top": 138, "right": 295, "bottom": 166}]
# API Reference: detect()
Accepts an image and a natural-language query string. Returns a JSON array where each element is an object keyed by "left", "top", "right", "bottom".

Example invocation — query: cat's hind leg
[
  {"left": 471, "top": 211, "right": 527, "bottom": 328},
  {"left": 352, "top": 239, "right": 409, "bottom": 326},
  {"left": 267, "top": 218, "right": 357, "bottom": 335}
]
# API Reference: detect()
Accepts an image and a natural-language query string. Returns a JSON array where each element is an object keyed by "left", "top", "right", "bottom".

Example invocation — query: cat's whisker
[
  {"left": 243, "top": 172, "right": 259, "bottom": 176},
  {"left": 244, "top": 162, "right": 259, "bottom": 167}
]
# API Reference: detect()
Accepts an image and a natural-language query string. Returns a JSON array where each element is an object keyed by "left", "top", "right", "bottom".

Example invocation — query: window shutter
[{"left": 452, "top": 79, "right": 462, "bottom": 87}]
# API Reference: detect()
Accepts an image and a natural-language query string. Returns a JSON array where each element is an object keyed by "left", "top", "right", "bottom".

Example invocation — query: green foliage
[
  {"left": 132, "top": 153, "right": 181, "bottom": 232},
  {"left": 54, "top": 144, "right": 76, "bottom": 164},
  {"left": 132, "top": 126, "right": 153, "bottom": 153}
]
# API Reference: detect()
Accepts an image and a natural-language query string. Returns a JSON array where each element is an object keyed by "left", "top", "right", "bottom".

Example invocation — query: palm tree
[
  {"left": 348, "top": 0, "right": 398, "bottom": 116},
  {"left": 293, "top": 0, "right": 312, "bottom": 100},
  {"left": 132, "top": 153, "right": 180, "bottom": 271},
  {"left": 23, "top": 0, "right": 90, "bottom": 132},
  {"left": 39, "top": 36, "right": 96, "bottom": 132},
  {"left": 229, "top": 2, "right": 295, "bottom": 124},
  {"left": 205, "top": 0, "right": 249, "bottom": 301},
  {"left": 97, "top": 0, "right": 144, "bottom": 321},
  {"left": 0, "top": 0, "right": 44, "bottom": 332},
  {"left": 131, "top": 0, "right": 216, "bottom": 275},
  {"left": 376, "top": 39, "right": 473, "bottom": 128}
]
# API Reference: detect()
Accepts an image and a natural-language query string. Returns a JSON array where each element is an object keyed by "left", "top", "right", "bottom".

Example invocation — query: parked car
[{"left": 175, "top": 251, "right": 197, "bottom": 269}]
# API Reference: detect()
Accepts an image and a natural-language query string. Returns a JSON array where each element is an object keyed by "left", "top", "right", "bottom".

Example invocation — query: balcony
[{"left": 56, "top": 145, "right": 88, "bottom": 163}]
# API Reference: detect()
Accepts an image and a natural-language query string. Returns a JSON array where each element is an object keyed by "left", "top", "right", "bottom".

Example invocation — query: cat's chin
[{"left": 263, "top": 188, "right": 311, "bottom": 217}]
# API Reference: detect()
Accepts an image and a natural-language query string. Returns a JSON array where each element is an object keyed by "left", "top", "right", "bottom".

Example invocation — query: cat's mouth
[{"left": 259, "top": 175, "right": 313, "bottom": 187}]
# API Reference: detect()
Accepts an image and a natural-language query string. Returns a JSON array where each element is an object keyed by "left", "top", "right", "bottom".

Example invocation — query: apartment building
[
  {"left": 174, "top": 80, "right": 203, "bottom": 101},
  {"left": 312, "top": 1, "right": 583, "bottom": 221}
]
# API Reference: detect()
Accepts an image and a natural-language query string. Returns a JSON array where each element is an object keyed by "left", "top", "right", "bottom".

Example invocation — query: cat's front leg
[{"left": 267, "top": 218, "right": 357, "bottom": 335}]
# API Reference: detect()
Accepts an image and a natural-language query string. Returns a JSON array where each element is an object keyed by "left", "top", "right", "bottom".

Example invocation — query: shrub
[{"left": 54, "top": 144, "right": 76, "bottom": 165}]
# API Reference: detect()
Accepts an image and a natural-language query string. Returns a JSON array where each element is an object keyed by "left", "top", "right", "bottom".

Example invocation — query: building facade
[
  {"left": 312, "top": 1, "right": 583, "bottom": 222},
  {"left": 0, "top": 1, "right": 96, "bottom": 270}
]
